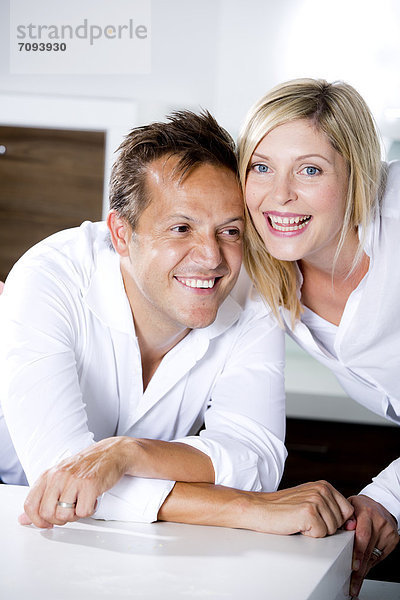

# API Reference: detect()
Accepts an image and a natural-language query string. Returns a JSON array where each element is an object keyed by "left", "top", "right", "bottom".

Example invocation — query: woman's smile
[
  {"left": 245, "top": 119, "right": 349, "bottom": 268},
  {"left": 265, "top": 211, "right": 312, "bottom": 235}
]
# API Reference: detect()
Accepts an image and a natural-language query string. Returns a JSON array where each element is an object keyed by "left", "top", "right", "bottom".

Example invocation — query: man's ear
[{"left": 107, "top": 211, "right": 132, "bottom": 257}]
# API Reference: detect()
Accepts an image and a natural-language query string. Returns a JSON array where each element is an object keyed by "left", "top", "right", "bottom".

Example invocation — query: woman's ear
[{"left": 107, "top": 210, "right": 132, "bottom": 257}]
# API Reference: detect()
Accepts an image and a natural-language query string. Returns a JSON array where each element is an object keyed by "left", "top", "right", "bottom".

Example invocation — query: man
[{"left": 1, "top": 111, "right": 352, "bottom": 535}]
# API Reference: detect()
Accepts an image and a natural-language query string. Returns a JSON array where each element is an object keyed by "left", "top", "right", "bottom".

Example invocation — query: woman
[{"left": 238, "top": 78, "right": 400, "bottom": 597}]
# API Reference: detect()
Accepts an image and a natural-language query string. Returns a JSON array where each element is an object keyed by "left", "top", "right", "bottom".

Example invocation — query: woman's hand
[{"left": 345, "top": 495, "right": 399, "bottom": 598}]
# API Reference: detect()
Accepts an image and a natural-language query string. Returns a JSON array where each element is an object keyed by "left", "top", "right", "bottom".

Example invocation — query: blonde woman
[{"left": 239, "top": 78, "right": 399, "bottom": 597}]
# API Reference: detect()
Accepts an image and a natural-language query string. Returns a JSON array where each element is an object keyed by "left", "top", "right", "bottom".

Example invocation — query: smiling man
[
  {"left": 0, "top": 111, "right": 353, "bottom": 536},
  {"left": 0, "top": 111, "right": 285, "bottom": 523}
]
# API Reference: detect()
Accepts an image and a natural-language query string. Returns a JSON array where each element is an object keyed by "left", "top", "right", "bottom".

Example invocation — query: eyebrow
[
  {"left": 252, "top": 152, "right": 333, "bottom": 164},
  {"left": 168, "top": 214, "right": 244, "bottom": 225}
]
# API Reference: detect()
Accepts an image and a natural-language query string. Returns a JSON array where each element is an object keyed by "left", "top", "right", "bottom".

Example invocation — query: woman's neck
[{"left": 298, "top": 231, "right": 369, "bottom": 326}]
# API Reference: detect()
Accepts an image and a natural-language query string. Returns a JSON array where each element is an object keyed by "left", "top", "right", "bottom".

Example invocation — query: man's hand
[
  {"left": 159, "top": 480, "right": 354, "bottom": 538},
  {"left": 19, "top": 436, "right": 215, "bottom": 529},
  {"left": 19, "top": 437, "right": 131, "bottom": 528},
  {"left": 250, "top": 480, "right": 354, "bottom": 537},
  {"left": 345, "top": 495, "right": 399, "bottom": 598}
]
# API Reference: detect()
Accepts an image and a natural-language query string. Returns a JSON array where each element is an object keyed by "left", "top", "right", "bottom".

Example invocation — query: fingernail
[
  {"left": 352, "top": 559, "right": 360, "bottom": 571},
  {"left": 350, "top": 584, "right": 359, "bottom": 597}
]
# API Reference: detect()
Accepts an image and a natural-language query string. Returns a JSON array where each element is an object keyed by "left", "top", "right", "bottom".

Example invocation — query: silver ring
[
  {"left": 57, "top": 501, "right": 76, "bottom": 509},
  {"left": 371, "top": 547, "right": 383, "bottom": 560}
]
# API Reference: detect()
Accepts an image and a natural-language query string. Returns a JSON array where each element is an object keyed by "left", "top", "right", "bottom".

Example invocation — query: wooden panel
[{"left": 0, "top": 126, "right": 105, "bottom": 281}]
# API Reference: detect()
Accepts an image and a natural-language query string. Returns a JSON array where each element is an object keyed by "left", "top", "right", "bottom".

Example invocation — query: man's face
[{"left": 121, "top": 158, "right": 244, "bottom": 339}]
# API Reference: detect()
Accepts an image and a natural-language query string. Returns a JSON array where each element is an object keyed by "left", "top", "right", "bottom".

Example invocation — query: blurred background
[{"left": 1, "top": 0, "right": 399, "bottom": 581}]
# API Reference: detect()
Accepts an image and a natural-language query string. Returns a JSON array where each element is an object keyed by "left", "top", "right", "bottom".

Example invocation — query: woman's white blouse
[{"left": 283, "top": 161, "right": 400, "bottom": 526}]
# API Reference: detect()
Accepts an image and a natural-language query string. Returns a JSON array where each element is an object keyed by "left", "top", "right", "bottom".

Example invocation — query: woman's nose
[{"left": 272, "top": 174, "right": 297, "bottom": 205}]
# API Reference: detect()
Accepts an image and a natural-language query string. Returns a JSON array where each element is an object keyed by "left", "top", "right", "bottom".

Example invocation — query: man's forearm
[
  {"left": 19, "top": 438, "right": 215, "bottom": 529},
  {"left": 158, "top": 480, "right": 355, "bottom": 537},
  {"left": 117, "top": 437, "right": 215, "bottom": 483},
  {"left": 158, "top": 482, "right": 255, "bottom": 530}
]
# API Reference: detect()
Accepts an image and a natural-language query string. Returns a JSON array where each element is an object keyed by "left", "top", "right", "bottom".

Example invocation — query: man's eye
[
  {"left": 301, "top": 166, "right": 321, "bottom": 176},
  {"left": 171, "top": 225, "right": 189, "bottom": 233},
  {"left": 221, "top": 228, "right": 241, "bottom": 238}
]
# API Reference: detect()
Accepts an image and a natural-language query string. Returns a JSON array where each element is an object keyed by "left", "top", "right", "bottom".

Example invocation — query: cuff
[
  {"left": 174, "top": 436, "right": 262, "bottom": 491},
  {"left": 93, "top": 476, "right": 175, "bottom": 523},
  {"left": 359, "top": 481, "right": 400, "bottom": 532}
]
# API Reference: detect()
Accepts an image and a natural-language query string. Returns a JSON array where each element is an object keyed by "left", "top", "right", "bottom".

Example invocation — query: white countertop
[{"left": 0, "top": 485, "right": 354, "bottom": 600}]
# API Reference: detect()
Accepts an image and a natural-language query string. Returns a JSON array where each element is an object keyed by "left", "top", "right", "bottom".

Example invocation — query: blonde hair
[{"left": 238, "top": 78, "right": 383, "bottom": 323}]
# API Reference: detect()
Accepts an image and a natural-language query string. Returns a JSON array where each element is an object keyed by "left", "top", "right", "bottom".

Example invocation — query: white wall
[
  {"left": 213, "top": 0, "right": 400, "bottom": 139},
  {"left": 2, "top": 0, "right": 400, "bottom": 138},
  {"left": 0, "top": 0, "right": 221, "bottom": 124}
]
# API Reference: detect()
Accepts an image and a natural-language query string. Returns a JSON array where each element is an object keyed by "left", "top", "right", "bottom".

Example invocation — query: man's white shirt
[{"left": 0, "top": 221, "right": 286, "bottom": 522}]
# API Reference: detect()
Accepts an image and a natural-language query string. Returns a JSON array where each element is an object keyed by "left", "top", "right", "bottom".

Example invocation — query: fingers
[
  {"left": 350, "top": 514, "right": 372, "bottom": 597},
  {"left": 348, "top": 495, "right": 400, "bottom": 598},
  {"left": 344, "top": 516, "right": 357, "bottom": 531},
  {"left": 260, "top": 481, "right": 354, "bottom": 538},
  {"left": 18, "top": 512, "right": 33, "bottom": 525},
  {"left": 40, "top": 472, "right": 73, "bottom": 526},
  {"left": 331, "top": 486, "right": 355, "bottom": 523},
  {"left": 23, "top": 473, "right": 55, "bottom": 528},
  {"left": 296, "top": 481, "right": 353, "bottom": 538},
  {"left": 74, "top": 486, "right": 98, "bottom": 520},
  {"left": 20, "top": 438, "right": 128, "bottom": 529},
  {"left": 22, "top": 468, "right": 93, "bottom": 529}
]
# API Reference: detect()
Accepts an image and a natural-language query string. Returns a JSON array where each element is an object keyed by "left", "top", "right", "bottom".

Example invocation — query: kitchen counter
[{"left": 0, "top": 485, "right": 354, "bottom": 600}]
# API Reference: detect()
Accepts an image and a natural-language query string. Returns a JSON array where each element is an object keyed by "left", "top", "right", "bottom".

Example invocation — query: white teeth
[
  {"left": 268, "top": 214, "right": 311, "bottom": 232},
  {"left": 177, "top": 278, "right": 216, "bottom": 289},
  {"left": 269, "top": 214, "right": 310, "bottom": 224},
  {"left": 270, "top": 221, "right": 309, "bottom": 232}
]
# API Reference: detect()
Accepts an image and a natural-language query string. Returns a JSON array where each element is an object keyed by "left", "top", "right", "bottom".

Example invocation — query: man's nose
[{"left": 190, "top": 235, "right": 223, "bottom": 270}]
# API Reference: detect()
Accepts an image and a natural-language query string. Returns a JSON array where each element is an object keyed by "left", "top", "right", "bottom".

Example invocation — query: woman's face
[{"left": 245, "top": 119, "right": 349, "bottom": 269}]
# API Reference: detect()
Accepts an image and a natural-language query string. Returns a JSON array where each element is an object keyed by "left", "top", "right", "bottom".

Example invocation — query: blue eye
[
  {"left": 303, "top": 166, "right": 320, "bottom": 176},
  {"left": 253, "top": 164, "right": 269, "bottom": 173}
]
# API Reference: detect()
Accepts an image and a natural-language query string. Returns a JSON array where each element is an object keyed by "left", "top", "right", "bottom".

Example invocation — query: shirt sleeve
[
  {"left": 360, "top": 458, "right": 400, "bottom": 531},
  {"left": 0, "top": 265, "right": 174, "bottom": 523},
  {"left": 173, "top": 299, "right": 287, "bottom": 493},
  {"left": 0, "top": 266, "right": 94, "bottom": 478},
  {"left": 1, "top": 260, "right": 285, "bottom": 522}
]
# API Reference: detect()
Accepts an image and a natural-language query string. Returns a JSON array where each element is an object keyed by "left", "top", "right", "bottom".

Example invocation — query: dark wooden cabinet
[
  {"left": 0, "top": 126, "right": 105, "bottom": 281},
  {"left": 280, "top": 417, "right": 400, "bottom": 582}
]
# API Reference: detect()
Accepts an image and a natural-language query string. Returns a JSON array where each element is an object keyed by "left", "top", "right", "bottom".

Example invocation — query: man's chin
[{"left": 183, "top": 309, "right": 220, "bottom": 330}]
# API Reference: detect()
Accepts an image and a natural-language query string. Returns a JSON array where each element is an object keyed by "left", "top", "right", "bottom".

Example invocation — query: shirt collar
[
  {"left": 83, "top": 243, "right": 135, "bottom": 335},
  {"left": 199, "top": 294, "right": 243, "bottom": 340},
  {"left": 165, "top": 294, "right": 243, "bottom": 366}
]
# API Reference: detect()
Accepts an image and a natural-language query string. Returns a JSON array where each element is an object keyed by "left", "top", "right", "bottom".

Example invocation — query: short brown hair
[{"left": 109, "top": 110, "right": 238, "bottom": 229}]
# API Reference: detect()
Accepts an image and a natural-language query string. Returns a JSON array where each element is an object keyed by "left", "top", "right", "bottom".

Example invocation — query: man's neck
[
  {"left": 121, "top": 263, "right": 191, "bottom": 391},
  {"left": 135, "top": 319, "right": 190, "bottom": 391}
]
